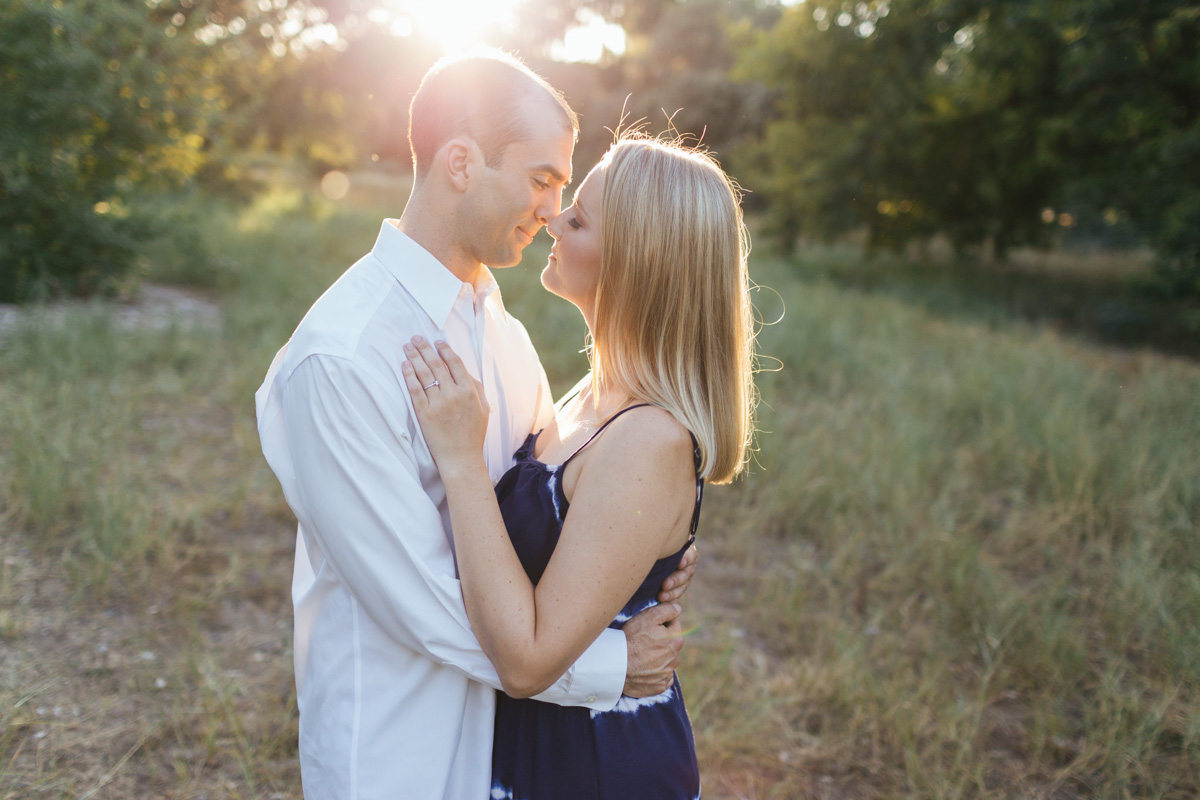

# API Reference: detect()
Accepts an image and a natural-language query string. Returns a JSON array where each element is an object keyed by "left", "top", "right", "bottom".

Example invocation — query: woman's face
[{"left": 542, "top": 163, "right": 605, "bottom": 322}]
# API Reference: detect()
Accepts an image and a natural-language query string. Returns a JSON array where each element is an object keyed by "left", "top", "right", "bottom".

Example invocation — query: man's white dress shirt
[{"left": 255, "top": 220, "right": 626, "bottom": 800}]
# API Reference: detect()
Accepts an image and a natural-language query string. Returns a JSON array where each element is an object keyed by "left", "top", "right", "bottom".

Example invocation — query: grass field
[{"left": 1, "top": 175, "right": 1197, "bottom": 798}]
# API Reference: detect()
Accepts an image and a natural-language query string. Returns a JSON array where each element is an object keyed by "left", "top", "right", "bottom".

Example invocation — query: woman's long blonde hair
[{"left": 590, "top": 135, "right": 755, "bottom": 484}]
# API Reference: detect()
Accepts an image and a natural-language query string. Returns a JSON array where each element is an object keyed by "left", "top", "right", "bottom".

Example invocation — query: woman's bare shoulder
[{"left": 590, "top": 404, "right": 694, "bottom": 473}]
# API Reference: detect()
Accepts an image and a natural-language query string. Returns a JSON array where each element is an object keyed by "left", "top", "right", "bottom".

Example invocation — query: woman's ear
[{"left": 443, "top": 137, "right": 476, "bottom": 193}]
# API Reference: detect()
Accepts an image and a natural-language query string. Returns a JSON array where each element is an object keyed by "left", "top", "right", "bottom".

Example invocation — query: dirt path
[{"left": 0, "top": 285, "right": 220, "bottom": 336}]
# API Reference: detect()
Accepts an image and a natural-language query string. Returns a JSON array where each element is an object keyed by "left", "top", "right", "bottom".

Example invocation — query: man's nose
[{"left": 536, "top": 187, "right": 564, "bottom": 224}]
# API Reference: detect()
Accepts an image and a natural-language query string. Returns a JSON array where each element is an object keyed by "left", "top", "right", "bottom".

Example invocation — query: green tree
[
  {"left": 734, "top": 0, "right": 1200, "bottom": 298},
  {"left": 0, "top": 0, "right": 214, "bottom": 302},
  {"left": 1051, "top": 0, "right": 1200, "bottom": 300},
  {"left": 734, "top": 0, "right": 1064, "bottom": 256}
]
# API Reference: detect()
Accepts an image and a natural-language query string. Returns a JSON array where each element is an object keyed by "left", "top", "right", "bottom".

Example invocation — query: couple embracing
[{"left": 256, "top": 49, "right": 756, "bottom": 800}]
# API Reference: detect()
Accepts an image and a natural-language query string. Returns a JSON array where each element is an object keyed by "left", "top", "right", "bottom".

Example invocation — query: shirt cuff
[{"left": 531, "top": 627, "right": 627, "bottom": 711}]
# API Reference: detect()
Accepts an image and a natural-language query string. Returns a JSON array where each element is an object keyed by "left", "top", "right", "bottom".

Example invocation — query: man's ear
[{"left": 443, "top": 137, "right": 476, "bottom": 193}]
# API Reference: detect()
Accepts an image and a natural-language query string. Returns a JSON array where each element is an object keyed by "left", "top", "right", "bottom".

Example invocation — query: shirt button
[{"left": 585, "top": 695, "right": 597, "bottom": 703}]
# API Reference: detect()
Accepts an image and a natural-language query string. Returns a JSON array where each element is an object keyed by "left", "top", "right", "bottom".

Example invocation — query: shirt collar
[{"left": 371, "top": 219, "right": 508, "bottom": 328}]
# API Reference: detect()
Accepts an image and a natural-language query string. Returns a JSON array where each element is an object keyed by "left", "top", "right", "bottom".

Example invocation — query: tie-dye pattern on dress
[{"left": 488, "top": 404, "right": 703, "bottom": 800}]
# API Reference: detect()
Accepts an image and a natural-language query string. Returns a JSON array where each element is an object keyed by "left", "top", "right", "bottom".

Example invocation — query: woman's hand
[{"left": 402, "top": 336, "right": 489, "bottom": 477}]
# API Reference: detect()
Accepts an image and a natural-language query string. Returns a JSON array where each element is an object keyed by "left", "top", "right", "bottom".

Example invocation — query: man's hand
[
  {"left": 622, "top": 544, "right": 697, "bottom": 696},
  {"left": 657, "top": 543, "right": 697, "bottom": 604},
  {"left": 622, "top": 602, "right": 684, "bottom": 697}
]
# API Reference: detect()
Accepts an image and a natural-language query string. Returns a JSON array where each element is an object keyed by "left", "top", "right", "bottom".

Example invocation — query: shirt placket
[
  {"left": 474, "top": 288, "right": 505, "bottom": 484},
  {"left": 450, "top": 283, "right": 503, "bottom": 481}
]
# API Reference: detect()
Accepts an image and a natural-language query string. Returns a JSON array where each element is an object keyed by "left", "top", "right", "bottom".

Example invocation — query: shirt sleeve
[{"left": 275, "top": 353, "right": 626, "bottom": 710}]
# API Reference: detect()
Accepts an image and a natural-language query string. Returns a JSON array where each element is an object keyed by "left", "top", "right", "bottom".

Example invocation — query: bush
[{"left": 0, "top": 0, "right": 210, "bottom": 302}]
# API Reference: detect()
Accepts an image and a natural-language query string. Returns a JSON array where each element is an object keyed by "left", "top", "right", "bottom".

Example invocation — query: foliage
[
  {"left": 1050, "top": 0, "right": 1200, "bottom": 302},
  {"left": 0, "top": 0, "right": 405, "bottom": 304},
  {"left": 734, "top": 0, "right": 1200, "bottom": 301},
  {"left": 734, "top": 0, "right": 1059, "bottom": 256},
  {"left": 5, "top": 0, "right": 1194, "bottom": 306},
  {"left": 0, "top": 0, "right": 216, "bottom": 302}
]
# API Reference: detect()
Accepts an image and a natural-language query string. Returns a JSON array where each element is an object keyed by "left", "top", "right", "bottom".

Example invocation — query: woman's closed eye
[{"left": 567, "top": 216, "right": 582, "bottom": 230}]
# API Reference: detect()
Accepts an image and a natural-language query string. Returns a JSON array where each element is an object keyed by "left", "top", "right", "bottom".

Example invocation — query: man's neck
[{"left": 395, "top": 188, "right": 485, "bottom": 286}]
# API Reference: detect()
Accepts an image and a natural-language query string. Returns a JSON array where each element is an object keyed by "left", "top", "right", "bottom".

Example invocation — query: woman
[{"left": 401, "top": 135, "right": 755, "bottom": 799}]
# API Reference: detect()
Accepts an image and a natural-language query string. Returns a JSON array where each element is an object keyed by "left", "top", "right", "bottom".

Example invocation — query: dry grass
[
  {"left": 1, "top": 178, "right": 1197, "bottom": 798},
  {"left": 673, "top": 257, "right": 1200, "bottom": 798},
  {"left": 0, "top": 302, "right": 300, "bottom": 798}
]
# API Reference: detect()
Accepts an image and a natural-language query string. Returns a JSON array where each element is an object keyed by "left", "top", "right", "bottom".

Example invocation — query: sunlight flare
[{"left": 366, "top": 0, "right": 624, "bottom": 61}]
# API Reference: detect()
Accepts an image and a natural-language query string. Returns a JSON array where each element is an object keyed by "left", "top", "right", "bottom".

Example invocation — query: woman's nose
[{"left": 546, "top": 213, "right": 563, "bottom": 240}]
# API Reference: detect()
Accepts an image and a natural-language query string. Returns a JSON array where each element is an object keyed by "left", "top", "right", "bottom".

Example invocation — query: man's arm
[{"left": 273, "top": 354, "right": 627, "bottom": 709}]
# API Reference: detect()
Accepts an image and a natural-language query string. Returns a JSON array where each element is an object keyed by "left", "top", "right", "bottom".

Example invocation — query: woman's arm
[{"left": 402, "top": 337, "right": 695, "bottom": 698}]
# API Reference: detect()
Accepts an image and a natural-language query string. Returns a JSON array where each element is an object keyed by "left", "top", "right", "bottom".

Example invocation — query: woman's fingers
[
  {"left": 409, "top": 336, "right": 453, "bottom": 385},
  {"left": 434, "top": 340, "right": 471, "bottom": 385},
  {"left": 404, "top": 337, "right": 488, "bottom": 424},
  {"left": 432, "top": 341, "right": 488, "bottom": 408},
  {"left": 471, "top": 374, "right": 487, "bottom": 407},
  {"left": 403, "top": 342, "right": 439, "bottom": 391},
  {"left": 401, "top": 359, "right": 430, "bottom": 411}
]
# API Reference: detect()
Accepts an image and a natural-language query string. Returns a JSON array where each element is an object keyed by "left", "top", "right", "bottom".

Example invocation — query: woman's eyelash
[{"left": 567, "top": 217, "right": 582, "bottom": 230}]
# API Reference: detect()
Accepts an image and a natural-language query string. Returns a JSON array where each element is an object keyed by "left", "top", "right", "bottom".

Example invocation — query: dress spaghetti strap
[
  {"left": 686, "top": 431, "right": 703, "bottom": 536},
  {"left": 560, "top": 403, "right": 651, "bottom": 470}
]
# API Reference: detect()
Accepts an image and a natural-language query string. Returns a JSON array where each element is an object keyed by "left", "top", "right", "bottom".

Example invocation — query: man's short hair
[{"left": 408, "top": 50, "right": 579, "bottom": 176}]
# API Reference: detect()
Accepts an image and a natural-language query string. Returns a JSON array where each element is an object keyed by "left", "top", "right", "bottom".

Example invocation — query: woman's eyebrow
[
  {"left": 574, "top": 194, "right": 591, "bottom": 220},
  {"left": 568, "top": 188, "right": 592, "bottom": 219}
]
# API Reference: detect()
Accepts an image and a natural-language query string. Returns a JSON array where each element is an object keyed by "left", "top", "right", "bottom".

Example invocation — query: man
[{"left": 255, "top": 51, "right": 695, "bottom": 799}]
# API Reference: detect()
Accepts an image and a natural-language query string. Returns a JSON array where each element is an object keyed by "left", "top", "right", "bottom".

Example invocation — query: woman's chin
[{"left": 539, "top": 267, "right": 562, "bottom": 298}]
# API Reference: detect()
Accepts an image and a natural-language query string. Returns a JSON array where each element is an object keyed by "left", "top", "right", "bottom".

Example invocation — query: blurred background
[{"left": 1, "top": 0, "right": 1198, "bottom": 797}]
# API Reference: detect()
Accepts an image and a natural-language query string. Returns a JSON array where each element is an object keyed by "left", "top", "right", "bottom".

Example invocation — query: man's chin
[{"left": 485, "top": 247, "right": 526, "bottom": 269}]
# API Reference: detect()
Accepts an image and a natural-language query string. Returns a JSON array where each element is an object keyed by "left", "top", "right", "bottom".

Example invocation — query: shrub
[{"left": 0, "top": 0, "right": 210, "bottom": 301}]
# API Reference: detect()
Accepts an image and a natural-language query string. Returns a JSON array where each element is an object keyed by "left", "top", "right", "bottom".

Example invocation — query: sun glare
[
  {"left": 409, "top": 0, "right": 514, "bottom": 54},
  {"left": 550, "top": 9, "right": 625, "bottom": 63},
  {"left": 365, "top": 0, "right": 624, "bottom": 62}
]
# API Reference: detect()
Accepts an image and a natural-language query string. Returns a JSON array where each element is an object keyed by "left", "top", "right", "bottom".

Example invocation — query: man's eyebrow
[{"left": 532, "top": 164, "right": 570, "bottom": 185}]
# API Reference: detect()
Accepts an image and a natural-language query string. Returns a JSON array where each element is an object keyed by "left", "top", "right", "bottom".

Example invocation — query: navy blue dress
[{"left": 488, "top": 404, "right": 704, "bottom": 800}]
